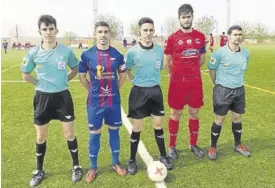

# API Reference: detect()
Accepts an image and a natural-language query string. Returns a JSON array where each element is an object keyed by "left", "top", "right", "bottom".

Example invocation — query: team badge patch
[
  {"left": 57, "top": 61, "right": 66, "bottom": 70},
  {"left": 210, "top": 57, "right": 216, "bottom": 65}
]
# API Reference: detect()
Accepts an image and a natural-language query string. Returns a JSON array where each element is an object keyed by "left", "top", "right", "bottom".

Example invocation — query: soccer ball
[{"left": 147, "top": 161, "right": 167, "bottom": 182}]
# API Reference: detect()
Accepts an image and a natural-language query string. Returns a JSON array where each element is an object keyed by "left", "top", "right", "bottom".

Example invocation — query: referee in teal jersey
[
  {"left": 125, "top": 17, "right": 172, "bottom": 175},
  {"left": 207, "top": 25, "right": 251, "bottom": 160},
  {"left": 20, "top": 15, "right": 83, "bottom": 187}
]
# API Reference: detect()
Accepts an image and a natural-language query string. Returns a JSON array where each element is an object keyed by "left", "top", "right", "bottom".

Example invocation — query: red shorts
[{"left": 168, "top": 76, "right": 204, "bottom": 110}]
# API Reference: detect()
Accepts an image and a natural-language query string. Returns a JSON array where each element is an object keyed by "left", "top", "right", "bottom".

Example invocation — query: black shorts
[
  {"left": 33, "top": 90, "right": 75, "bottom": 125},
  {"left": 128, "top": 85, "right": 164, "bottom": 119},
  {"left": 213, "top": 84, "right": 245, "bottom": 116}
]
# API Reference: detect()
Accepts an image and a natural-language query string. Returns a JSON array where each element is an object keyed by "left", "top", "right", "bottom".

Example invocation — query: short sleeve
[
  {"left": 164, "top": 35, "right": 173, "bottom": 55},
  {"left": 243, "top": 50, "right": 250, "bottom": 71},
  {"left": 20, "top": 52, "right": 35, "bottom": 73},
  {"left": 125, "top": 50, "right": 133, "bottom": 71},
  {"left": 79, "top": 52, "right": 88, "bottom": 73},
  {"left": 68, "top": 49, "right": 78, "bottom": 68},
  {"left": 208, "top": 50, "right": 222, "bottom": 70},
  {"left": 200, "top": 34, "right": 206, "bottom": 54}
]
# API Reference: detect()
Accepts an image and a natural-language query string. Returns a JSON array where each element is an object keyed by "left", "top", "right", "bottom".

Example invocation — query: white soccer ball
[{"left": 147, "top": 161, "right": 167, "bottom": 182}]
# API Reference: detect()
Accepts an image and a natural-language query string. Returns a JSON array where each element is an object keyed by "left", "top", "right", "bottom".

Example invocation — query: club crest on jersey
[
  {"left": 57, "top": 56, "right": 66, "bottom": 70},
  {"left": 182, "top": 49, "right": 199, "bottom": 57},
  {"left": 178, "top": 40, "right": 183, "bottom": 45},
  {"left": 186, "top": 39, "right": 192, "bottom": 44},
  {"left": 96, "top": 65, "right": 105, "bottom": 77},
  {"left": 57, "top": 62, "right": 66, "bottom": 70}
]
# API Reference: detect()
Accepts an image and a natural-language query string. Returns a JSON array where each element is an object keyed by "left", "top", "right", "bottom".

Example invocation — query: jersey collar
[
  {"left": 40, "top": 42, "right": 58, "bottom": 50},
  {"left": 227, "top": 44, "right": 241, "bottom": 53},
  {"left": 138, "top": 42, "right": 154, "bottom": 50}
]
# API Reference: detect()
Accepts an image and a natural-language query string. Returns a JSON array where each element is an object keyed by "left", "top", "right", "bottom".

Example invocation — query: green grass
[{"left": 1, "top": 44, "right": 275, "bottom": 188}]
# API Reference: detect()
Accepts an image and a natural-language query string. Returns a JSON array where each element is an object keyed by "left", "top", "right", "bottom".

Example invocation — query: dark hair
[
  {"left": 178, "top": 4, "right": 194, "bottom": 17},
  {"left": 38, "top": 15, "right": 57, "bottom": 29},
  {"left": 138, "top": 17, "right": 154, "bottom": 27},
  {"left": 227, "top": 25, "right": 242, "bottom": 35},
  {"left": 94, "top": 21, "right": 110, "bottom": 31},
  {"left": 210, "top": 33, "right": 213, "bottom": 36},
  {"left": 222, "top": 32, "right": 225, "bottom": 35}
]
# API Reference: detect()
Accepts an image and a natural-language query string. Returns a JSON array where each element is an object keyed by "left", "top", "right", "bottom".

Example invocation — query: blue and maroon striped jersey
[{"left": 79, "top": 46, "right": 126, "bottom": 107}]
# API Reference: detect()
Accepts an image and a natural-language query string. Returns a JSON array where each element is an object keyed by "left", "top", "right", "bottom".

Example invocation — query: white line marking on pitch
[
  {"left": 2, "top": 64, "right": 20, "bottom": 73},
  {"left": 201, "top": 71, "right": 275, "bottom": 95},
  {"left": 121, "top": 107, "right": 167, "bottom": 188}
]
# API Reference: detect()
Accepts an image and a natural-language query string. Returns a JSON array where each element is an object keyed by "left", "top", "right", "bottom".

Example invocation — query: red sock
[
  {"left": 189, "top": 119, "right": 199, "bottom": 146},
  {"left": 169, "top": 119, "right": 179, "bottom": 148}
]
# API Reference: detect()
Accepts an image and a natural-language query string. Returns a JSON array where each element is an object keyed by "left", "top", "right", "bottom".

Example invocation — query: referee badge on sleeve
[
  {"left": 22, "top": 57, "right": 27, "bottom": 66},
  {"left": 210, "top": 57, "right": 216, "bottom": 65}
]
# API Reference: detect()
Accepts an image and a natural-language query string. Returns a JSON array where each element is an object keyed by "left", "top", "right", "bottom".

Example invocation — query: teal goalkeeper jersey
[
  {"left": 125, "top": 43, "right": 164, "bottom": 87},
  {"left": 20, "top": 44, "right": 78, "bottom": 93},
  {"left": 208, "top": 45, "right": 249, "bottom": 89}
]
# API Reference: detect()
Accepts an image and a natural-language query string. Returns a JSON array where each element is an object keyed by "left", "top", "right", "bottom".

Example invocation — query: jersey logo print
[
  {"left": 101, "top": 86, "right": 110, "bottom": 93},
  {"left": 96, "top": 65, "right": 105, "bottom": 77},
  {"left": 195, "top": 38, "right": 201, "bottom": 44},
  {"left": 65, "top": 115, "right": 72, "bottom": 119},
  {"left": 182, "top": 49, "right": 199, "bottom": 57},
  {"left": 100, "top": 86, "right": 115, "bottom": 97}
]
